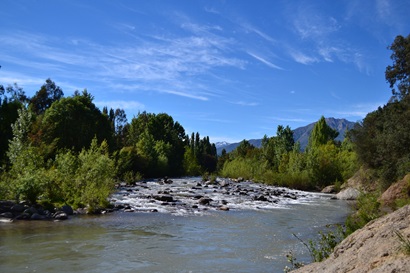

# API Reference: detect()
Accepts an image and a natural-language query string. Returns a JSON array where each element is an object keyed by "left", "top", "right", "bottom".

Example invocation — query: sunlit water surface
[{"left": 1, "top": 180, "right": 350, "bottom": 273}]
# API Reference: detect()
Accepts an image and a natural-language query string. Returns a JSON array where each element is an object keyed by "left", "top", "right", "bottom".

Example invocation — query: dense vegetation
[
  {"left": 0, "top": 80, "right": 216, "bottom": 211},
  {"left": 219, "top": 118, "right": 358, "bottom": 191}
]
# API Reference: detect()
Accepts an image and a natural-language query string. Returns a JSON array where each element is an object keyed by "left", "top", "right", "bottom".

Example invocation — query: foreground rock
[{"left": 293, "top": 205, "right": 410, "bottom": 273}]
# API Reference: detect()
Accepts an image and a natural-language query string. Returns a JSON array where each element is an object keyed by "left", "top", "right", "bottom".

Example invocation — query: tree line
[{"left": 0, "top": 80, "right": 216, "bottom": 211}]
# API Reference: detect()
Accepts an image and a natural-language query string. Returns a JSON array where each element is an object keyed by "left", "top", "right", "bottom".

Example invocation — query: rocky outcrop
[
  {"left": 380, "top": 174, "right": 410, "bottom": 207},
  {"left": 336, "top": 187, "right": 361, "bottom": 200},
  {"left": 293, "top": 205, "right": 410, "bottom": 273}
]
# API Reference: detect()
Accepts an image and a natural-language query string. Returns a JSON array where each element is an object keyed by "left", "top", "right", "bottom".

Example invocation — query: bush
[{"left": 345, "top": 192, "right": 382, "bottom": 235}]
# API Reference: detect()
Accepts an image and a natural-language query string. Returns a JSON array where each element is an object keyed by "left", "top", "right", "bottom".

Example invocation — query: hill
[{"left": 216, "top": 117, "right": 356, "bottom": 154}]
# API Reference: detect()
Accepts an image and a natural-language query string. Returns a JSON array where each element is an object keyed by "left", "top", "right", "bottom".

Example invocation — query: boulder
[
  {"left": 60, "top": 205, "right": 74, "bottom": 215},
  {"left": 31, "top": 213, "right": 47, "bottom": 220},
  {"left": 11, "top": 204, "right": 25, "bottom": 213},
  {"left": 336, "top": 187, "right": 360, "bottom": 200},
  {"left": 53, "top": 211, "right": 68, "bottom": 220},
  {"left": 0, "top": 212, "right": 14, "bottom": 219},
  {"left": 293, "top": 205, "right": 410, "bottom": 273},
  {"left": 322, "top": 185, "right": 337, "bottom": 194},
  {"left": 153, "top": 195, "right": 174, "bottom": 202},
  {"left": 198, "top": 197, "right": 212, "bottom": 205}
]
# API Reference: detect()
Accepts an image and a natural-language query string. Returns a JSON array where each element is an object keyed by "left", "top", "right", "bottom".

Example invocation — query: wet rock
[
  {"left": 198, "top": 197, "right": 212, "bottom": 205},
  {"left": 218, "top": 206, "right": 229, "bottom": 211},
  {"left": 254, "top": 195, "right": 268, "bottom": 202},
  {"left": 284, "top": 194, "right": 297, "bottom": 200},
  {"left": 53, "top": 211, "right": 68, "bottom": 220},
  {"left": 0, "top": 212, "right": 14, "bottom": 219},
  {"left": 24, "top": 207, "right": 38, "bottom": 215},
  {"left": 31, "top": 213, "right": 47, "bottom": 220},
  {"left": 15, "top": 213, "right": 31, "bottom": 220},
  {"left": 153, "top": 195, "right": 174, "bottom": 202},
  {"left": 61, "top": 205, "right": 74, "bottom": 215},
  {"left": 11, "top": 204, "right": 25, "bottom": 213}
]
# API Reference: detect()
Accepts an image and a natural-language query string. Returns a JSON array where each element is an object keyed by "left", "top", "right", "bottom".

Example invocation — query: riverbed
[{"left": 0, "top": 178, "right": 350, "bottom": 272}]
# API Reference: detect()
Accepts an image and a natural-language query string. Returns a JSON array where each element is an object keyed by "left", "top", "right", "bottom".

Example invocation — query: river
[{"left": 0, "top": 178, "right": 350, "bottom": 273}]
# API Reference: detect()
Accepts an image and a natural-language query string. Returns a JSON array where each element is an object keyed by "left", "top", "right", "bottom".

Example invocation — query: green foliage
[
  {"left": 306, "top": 116, "right": 339, "bottom": 152},
  {"left": 386, "top": 34, "right": 410, "bottom": 101},
  {"left": 75, "top": 138, "right": 115, "bottom": 211},
  {"left": 8, "top": 146, "right": 46, "bottom": 204},
  {"left": 292, "top": 226, "right": 345, "bottom": 264},
  {"left": 345, "top": 192, "right": 382, "bottom": 235},
  {"left": 220, "top": 118, "right": 355, "bottom": 191},
  {"left": 283, "top": 251, "right": 304, "bottom": 272},
  {"left": 351, "top": 95, "right": 410, "bottom": 188},
  {"left": 40, "top": 90, "right": 114, "bottom": 155},
  {"left": 183, "top": 146, "right": 202, "bottom": 176},
  {"left": 29, "top": 78, "right": 64, "bottom": 115}
]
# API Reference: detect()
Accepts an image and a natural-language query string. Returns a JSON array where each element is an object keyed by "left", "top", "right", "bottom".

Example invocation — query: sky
[{"left": 1, "top": 0, "right": 409, "bottom": 144}]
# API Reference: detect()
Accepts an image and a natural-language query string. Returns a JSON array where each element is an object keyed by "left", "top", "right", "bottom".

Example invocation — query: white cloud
[
  {"left": 94, "top": 100, "right": 145, "bottom": 110},
  {"left": 247, "top": 52, "right": 283, "bottom": 70},
  {"left": 229, "top": 100, "right": 259, "bottom": 106},
  {"left": 288, "top": 50, "right": 318, "bottom": 65}
]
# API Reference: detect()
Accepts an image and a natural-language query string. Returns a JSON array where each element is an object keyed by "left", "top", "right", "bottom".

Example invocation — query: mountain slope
[{"left": 216, "top": 117, "right": 356, "bottom": 154}]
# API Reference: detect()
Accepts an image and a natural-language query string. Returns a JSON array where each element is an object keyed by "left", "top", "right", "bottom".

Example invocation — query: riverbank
[{"left": 293, "top": 204, "right": 410, "bottom": 272}]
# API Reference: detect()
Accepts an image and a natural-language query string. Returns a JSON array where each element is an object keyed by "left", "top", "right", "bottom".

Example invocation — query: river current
[{"left": 0, "top": 178, "right": 350, "bottom": 273}]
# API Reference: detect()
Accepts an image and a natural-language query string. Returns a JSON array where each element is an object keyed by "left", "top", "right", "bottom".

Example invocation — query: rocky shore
[
  {"left": 0, "top": 201, "right": 75, "bottom": 222},
  {"left": 293, "top": 204, "right": 410, "bottom": 273}
]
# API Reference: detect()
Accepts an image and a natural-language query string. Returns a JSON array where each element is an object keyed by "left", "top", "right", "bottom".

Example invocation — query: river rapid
[{"left": 0, "top": 177, "right": 350, "bottom": 273}]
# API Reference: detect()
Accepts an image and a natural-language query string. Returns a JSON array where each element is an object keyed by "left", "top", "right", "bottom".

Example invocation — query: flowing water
[{"left": 0, "top": 178, "right": 350, "bottom": 273}]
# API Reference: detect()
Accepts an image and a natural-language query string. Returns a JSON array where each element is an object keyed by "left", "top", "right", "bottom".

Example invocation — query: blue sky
[{"left": 1, "top": 0, "right": 409, "bottom": 143}]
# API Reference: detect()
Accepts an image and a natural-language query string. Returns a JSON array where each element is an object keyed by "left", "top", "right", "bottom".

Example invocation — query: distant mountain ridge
[{"left": 216, "top": 117, "right": 356, "bottom": 154}]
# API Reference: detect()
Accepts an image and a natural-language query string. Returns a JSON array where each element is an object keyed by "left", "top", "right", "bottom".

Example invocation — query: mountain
[{"left": 216, "top": 117, "right": 356, "bottom": 154}]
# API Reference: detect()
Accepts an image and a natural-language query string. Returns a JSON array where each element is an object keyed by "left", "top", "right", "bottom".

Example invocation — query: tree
[
  {"left": 386, "top": 34, "right": 410, "bottom": 101},
  {"left": 40, "top": 90, "right": 113, "bottom": 154},
  {"left": 0, "top": 83, "right": 28, "bottom": 165},
  {"left": 30, "top": 78, "right": 64, "bottom": 115},
  {"left": 306, "top": 116, "right": 339, "bottom": 151}
]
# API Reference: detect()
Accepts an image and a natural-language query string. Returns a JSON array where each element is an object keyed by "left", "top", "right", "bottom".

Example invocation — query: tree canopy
[{"left": 386, "top": 34, "right": 410, "bottom": 101}]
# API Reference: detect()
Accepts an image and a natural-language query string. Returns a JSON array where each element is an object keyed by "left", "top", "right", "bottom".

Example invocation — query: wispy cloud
[
  {"left": 0, "top": 28, "right": 247, "bottom": 101},
  {"left": 241, "top": 22, "right": 276, "bottom": 44},
  {"left": 94, "top": 100, "right": 145, "bottom": 110},
  {"left": 288, "top": 50, "right": 318, "bottom": 65},
  {"left": 247, "top": 52, "right": 283, "bottom": 70},
  {"left": 229, "top": 100, "right": 259, "bottom": 106}
]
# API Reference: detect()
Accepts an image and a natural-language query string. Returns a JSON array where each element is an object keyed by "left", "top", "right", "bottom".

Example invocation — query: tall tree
[
  {"left": 30, "top": 79, "right": 64, "bottom": 115},
  {"left": 306, "top": 116, "right": 339, "bottom": 151},
  {"left": 386, "top": 34, "right": 410, "bottom": 101},
  {"left": 0, "top": 83, "right": 28, "bottom": 166},
  {"left": 40, "top": 90, "right": 113, "bottom": 154}
]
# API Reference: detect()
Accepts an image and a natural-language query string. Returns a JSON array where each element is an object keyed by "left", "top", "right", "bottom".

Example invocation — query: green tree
[
  {"left": 0, "top": 83, "right": 28, "bottom": 166},
  {"left": 306, "top": 116, "right": 339, "bottom": 151},
  {"left": 40, "top": 90, "right": 113, "bottom": 154},
  {"left": 386, "top": 34, "right": 410, "bottom": 101},
  {"left": 29, "top": 78, "right": 64, "bottom": 115}
]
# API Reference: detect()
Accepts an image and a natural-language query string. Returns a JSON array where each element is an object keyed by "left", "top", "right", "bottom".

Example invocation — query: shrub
[{"left": 345, "top": 192, "right": 382, "bottom": 235}]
